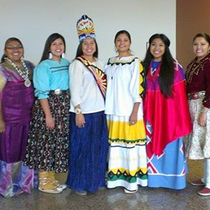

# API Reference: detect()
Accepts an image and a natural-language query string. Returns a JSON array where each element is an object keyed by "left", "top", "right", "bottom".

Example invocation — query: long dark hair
[
  {"left": 76, "top": 38, "right": 98, "bottom": 58},
  {"left": 143, "top": 33, "right": 175, "bottom": 97},
  {"left": 1, "top": 37, "right": 23, "bottom": 62},
  {"left": 39, "top": 33, "right": 66, "bottom": 63}
]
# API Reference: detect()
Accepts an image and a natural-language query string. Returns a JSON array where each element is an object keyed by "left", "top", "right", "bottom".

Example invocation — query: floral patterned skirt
[
  {"left": 185, "top": 98, "right": 210, "bottom": 159},
  {"left": 24, "top": 92, "right": 70, "bottom": 173}
]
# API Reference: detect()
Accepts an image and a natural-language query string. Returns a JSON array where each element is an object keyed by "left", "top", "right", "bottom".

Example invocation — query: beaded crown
[{"left": 77, "top": 15, "right": 96, "bottom": 42}]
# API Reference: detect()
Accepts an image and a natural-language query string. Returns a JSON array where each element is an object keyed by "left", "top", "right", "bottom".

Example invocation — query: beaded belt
[
  {"left": 49, "top": 89, "right": 69, "bottom": 95},
  {"left": 188, "top": 91, "right": 205, "bottom": 100}
]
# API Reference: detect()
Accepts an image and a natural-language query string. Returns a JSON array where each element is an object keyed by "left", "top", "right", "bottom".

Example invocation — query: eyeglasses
[{"left": 5, "top": 46, "right": 23, "bottom": 50}]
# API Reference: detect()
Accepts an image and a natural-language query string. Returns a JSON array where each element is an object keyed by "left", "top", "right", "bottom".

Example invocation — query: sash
[{"left": 76, "top": 56, "right": 107, "bottom": 100}]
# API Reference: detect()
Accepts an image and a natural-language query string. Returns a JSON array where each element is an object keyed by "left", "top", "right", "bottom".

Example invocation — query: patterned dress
[
  {"left": 144, "top": 61, "right": 192, "bottom": 189},
  {"left": 24, "top": 58, "right": 70, "bottom": 173},
  {"left": 105, "top": 56, "right": 147, "bottom": 191},
  {"left": 0, "top": 61, "right": 36, "bottom": 197}
]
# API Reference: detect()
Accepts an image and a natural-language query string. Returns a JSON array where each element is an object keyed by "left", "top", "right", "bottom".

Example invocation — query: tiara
[{"left": 77, "top": 15, "right": 96, "bottom": 42}]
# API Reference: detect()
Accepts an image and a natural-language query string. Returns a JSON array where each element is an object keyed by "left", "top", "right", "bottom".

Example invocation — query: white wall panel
[{"left": 0, "top": 0, "right": 176, "bottom": 64}]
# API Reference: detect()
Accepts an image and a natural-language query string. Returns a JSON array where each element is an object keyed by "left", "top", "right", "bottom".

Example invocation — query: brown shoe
[
  {"left": 38, "top": 171, "right": 61, "bottom": 194},
  {"left": 190, "top": 179, "right": 205, "bottom": 187},
  {"left": 48, "top": 171, "right": 67, "bottom": 191},
  {"left": 198, "top": 187, "right": 210, "bottom": 196}
]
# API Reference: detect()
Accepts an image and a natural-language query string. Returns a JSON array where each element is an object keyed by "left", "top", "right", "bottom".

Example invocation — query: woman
[
  {"left": 66, "top": 15, "right": 108, "bottom": 195},
  {"left": 143, "top": 34, "right": 192, "bottom": 189},
  {"left": 0, "top": 37, "right": 36, "bottom": 197},
  {"left": 24, "top": 33, "right": 70, "bottom": 194},
  {"left": 185, "top": 33, "right": 210, "bottom": 196},
  {"left": 105, "top": 30, "right": 147, "bottom": 193}
]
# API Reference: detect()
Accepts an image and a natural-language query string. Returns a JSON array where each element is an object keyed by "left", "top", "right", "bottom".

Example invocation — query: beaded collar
[{"left": 186, "top": 53, "right": 210, "bottom": 83}]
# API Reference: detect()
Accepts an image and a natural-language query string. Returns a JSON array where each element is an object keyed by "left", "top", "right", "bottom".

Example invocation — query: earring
[
  {"left": 49, "top": 52, "right": 53, "bottom": 59},
  {"left": 62, "top": 53, "right": 65, "bottom": 58}
]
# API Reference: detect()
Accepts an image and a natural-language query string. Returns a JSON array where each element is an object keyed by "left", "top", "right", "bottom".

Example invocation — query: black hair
[
  {"left": 39, "top": 33, "right": 66, "bottom": 63},
  {"left": 143, "top": 33, "right": 175, "bottom": 97},
  {"left": 114, "top": 30, "right": 132, "bottom": 43},
  {"left": 76, "top": 38, "right": 98, "bottom": 58},
  {"left": 193, "top": 32, "right": 210, "bottom": 45},
  {"left": 1, "top": 37, "right": 23, "bottom": 62}
]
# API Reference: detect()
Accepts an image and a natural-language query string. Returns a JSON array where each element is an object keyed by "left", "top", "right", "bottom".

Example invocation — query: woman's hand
[
  {"left": 198, "top": 112, "right": 207, "bottom": 127},
  {"left": 129, "top": 102, "right": 140, "bottom": 126},
  {"left": 39, "top": 99, "right": 55, "bottom": 129},
  {"left": 75, "top": 113, "right": 85, "bottom": 127},
  {"left": 0, "top": 119, "right": 5, "bottom": 133},
  {"left": 129, "top": 111, "right": 137, "bottom": 126},
  {"left": 45, "top": 115, "right": 55, "bottom": 129}
]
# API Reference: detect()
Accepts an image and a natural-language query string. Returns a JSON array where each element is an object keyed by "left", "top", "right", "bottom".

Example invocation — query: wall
[
  {"left": 0, "top": 0, "right": 176, "bottom": 64},
  {"left": 176, "top": 0, "right": 210, "bottom": 69}
]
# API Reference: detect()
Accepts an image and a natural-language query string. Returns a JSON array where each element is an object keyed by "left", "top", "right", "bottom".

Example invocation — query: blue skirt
[
  {"left": 66, "top": 111, "right": 109, "bottom": 192},
  {"left": 147, "top": 137, "right": 187, "bottom": 189}
]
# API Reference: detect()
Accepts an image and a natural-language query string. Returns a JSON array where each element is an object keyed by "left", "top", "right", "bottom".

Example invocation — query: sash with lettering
[{"left": 76, "top": 56, "right": 107, "bottom": 100}]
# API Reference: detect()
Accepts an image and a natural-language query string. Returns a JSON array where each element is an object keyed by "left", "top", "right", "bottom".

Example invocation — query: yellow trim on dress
[
  {"left": 107, "top": 119, "right": 146, "bottom": 141},
  {"left": 139, "top": 61, "right": 144, "bottom": 95}
]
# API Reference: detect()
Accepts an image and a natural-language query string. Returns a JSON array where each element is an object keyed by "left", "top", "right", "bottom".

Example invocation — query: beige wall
[
  {"left": 177, "top": 0, "right": 210, "bottom": 69},
  {"left": 0, "top": 0, "right": 176, "bottom": 64}
]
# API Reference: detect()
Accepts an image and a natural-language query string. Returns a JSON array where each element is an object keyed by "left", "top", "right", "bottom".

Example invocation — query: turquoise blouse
[{"left": 33, "top": 58, "right": 70, "bottom": 99}]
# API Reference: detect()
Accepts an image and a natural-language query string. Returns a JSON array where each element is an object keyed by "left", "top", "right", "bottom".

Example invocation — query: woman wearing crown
[{"left": 66, "top": 15, "right": 108, "bottom": 195}]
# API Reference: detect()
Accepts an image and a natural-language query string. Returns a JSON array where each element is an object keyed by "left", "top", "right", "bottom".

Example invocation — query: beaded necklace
[
  {"left": 4, "top": 57, "right": 31, "bottom": 87},
  {"left": 186, "top": 53, "right": 210, "bottom": 83}
]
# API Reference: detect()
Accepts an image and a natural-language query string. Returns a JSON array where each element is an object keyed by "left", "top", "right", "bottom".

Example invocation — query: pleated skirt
[
  {"left": 66, "top": 111, "right": 109, "bottom": 192},
  {"left": 24, "top": 92, "right": 70, "bottom": 173},
  {"left": 107, "top": 115, "right": 148, "bottom": 191}
]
